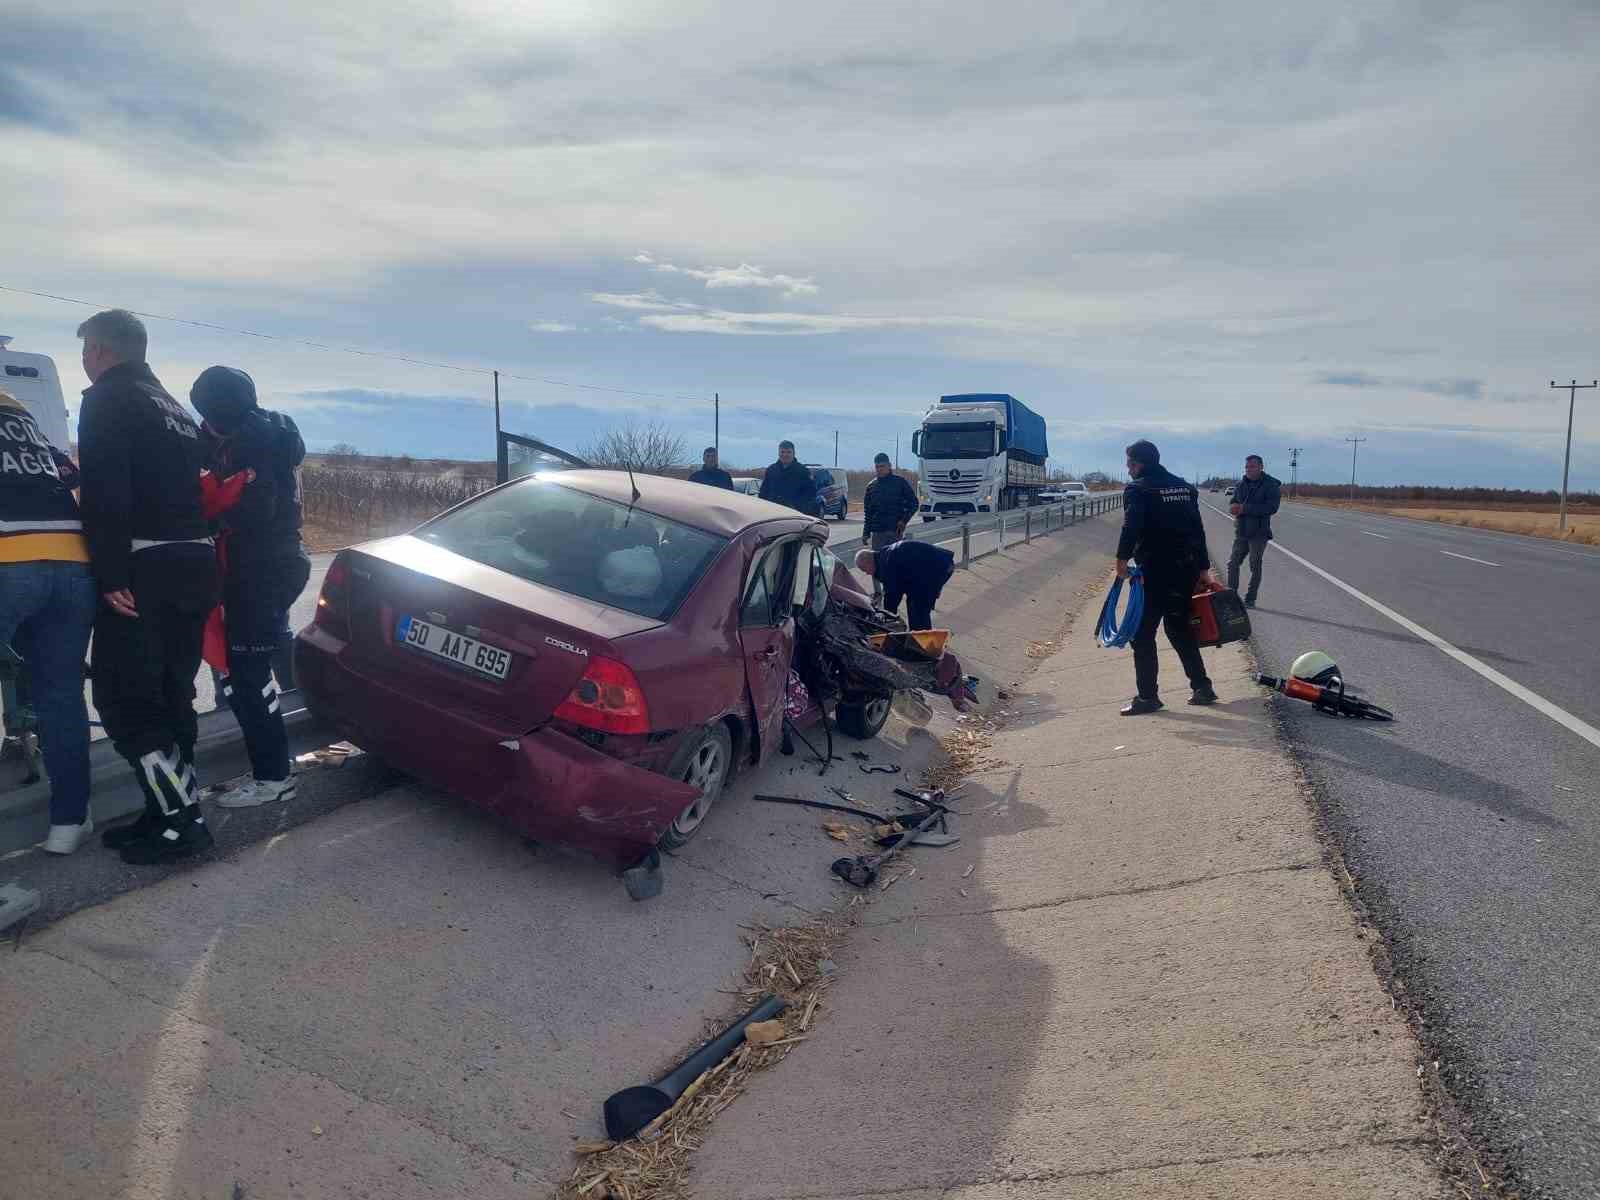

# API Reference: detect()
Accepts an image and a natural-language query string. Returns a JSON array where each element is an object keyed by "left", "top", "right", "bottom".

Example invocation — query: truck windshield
[{"left": 920, "top": 424, "right": 995, "bottom": 459}]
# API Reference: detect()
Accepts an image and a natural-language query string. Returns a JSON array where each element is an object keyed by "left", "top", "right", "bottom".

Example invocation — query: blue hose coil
[{"left": 1095, "top": 567, "right": 1144, "bottom": 648}]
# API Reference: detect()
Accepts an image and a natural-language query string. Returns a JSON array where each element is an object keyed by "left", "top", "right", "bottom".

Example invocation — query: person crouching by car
[
  {"left": 854, "top": 540, "right": 955, "bottom": 631},
  {"left": 758, "top": 440, "right": 819, "bottom": 515},
  {"left": 190, "top": 366, "right": 311, "bottom": 809}
]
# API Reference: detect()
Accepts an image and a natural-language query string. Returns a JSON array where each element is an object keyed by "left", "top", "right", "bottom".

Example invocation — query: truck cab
[{"left": 911, "top": 393, "right": 1048, "bottom": 518}]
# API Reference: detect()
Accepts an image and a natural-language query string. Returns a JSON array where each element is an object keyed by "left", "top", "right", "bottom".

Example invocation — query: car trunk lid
[{"left": 340, "top": 536, "right": 661, "bottom": 736}]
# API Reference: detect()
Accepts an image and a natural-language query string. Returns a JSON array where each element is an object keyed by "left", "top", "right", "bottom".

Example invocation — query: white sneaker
[
  {"left": 43, "top": 815, "right": 94, "bottom": 855},
  {"left": 216, "top": 777, "right": 298, "bottom": 808}
]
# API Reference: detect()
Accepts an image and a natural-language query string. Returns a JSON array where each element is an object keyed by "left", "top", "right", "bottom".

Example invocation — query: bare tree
[
  {"left": 325, "top": 442, "right": 362, "bottom": 466},
  {"left": 579, "top": 417, "right": 687, "bottom": 475}
]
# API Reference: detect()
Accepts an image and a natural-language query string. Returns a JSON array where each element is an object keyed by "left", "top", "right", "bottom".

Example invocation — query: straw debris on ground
[
  {"left": 555, "top": 918, "right": 845, "bottom": 1200},
  {"left": 920, "top": 715, "right": 1003, "bottom": 794}
]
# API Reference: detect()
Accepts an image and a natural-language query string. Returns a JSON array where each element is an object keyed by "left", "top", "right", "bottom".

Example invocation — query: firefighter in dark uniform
[
  {"left": 77, "top": 309, "right": 220, "bottom": 863},
  {"left": 191, "top": 366, "right": 311, "bottom": 809},
  {"left": 1116, "top": 439, "right": 1217, "bottom": 715}
]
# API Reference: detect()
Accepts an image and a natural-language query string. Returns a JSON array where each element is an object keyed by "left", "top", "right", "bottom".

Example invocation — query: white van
[{"left": 0, "top": 336, "right": 72, "bottom": 451}]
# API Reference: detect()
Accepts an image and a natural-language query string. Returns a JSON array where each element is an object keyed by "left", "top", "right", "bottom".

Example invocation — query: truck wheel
[
  {"left": 659, "top": 724, "right": 733, "bottom": 850},
  {"left": 835, "top": 695, "right": 891, "bottom": 740}
]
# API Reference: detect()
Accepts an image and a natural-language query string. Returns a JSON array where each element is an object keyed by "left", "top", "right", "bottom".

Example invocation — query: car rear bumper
[{"left": 295, "top": 628, "right": 700, "bottom": 868}]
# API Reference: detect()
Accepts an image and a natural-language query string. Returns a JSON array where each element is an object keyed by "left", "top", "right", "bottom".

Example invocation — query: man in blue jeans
[{"left": 0, "top": 386, "right": 97, "bottom": 854}]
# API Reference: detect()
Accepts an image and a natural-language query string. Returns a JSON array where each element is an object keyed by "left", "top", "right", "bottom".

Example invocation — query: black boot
[
  {"left": 1189, "top": 685, "right": 1219, "bottom": 706},
  {"left": 102, "top": 809, "right": 158, "bottom": 850},
  {"left": 1120, "top": 696, "right": 1164, "bottom": 716},
  {"left": 120, "top": 815, "right": 214, "bottom": 865}
]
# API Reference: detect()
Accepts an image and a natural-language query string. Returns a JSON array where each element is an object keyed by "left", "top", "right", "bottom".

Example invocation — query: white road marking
[
  {"left": 1362, "top": 531, "right": 1391, "bottom": 540},
  {"left": 1266, "top": 539, "right": 1600, "bottom": 753},
  {"left": 1321, "top": 521, "right": 1336, "bottom": 526},
  {"left": 1441, "top": 550, "right": 1500, "bottom": 567}
]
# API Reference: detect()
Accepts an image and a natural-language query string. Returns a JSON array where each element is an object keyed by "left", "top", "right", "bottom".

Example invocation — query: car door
[{"left": 738, "top": 538, "right": 799, "bottom": 762}]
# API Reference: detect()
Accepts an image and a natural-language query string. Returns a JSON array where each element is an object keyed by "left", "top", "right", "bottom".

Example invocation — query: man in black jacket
[
  {"left": 77, "top": 309, "right": 219, "bottom": 863},
  {"left": 687, "top": 446, "right": 733, "bottom": 490},
  {"left": 853, "top": 539, "right": 955, "bottom": 631},
  {"left": 191, "top": 366, "right": 311, "bottom": 809},
  {"left": 1226, "top": 454, "right": 1280, "bottom": 608},
  {"left": 862, "top": 453, "right": 919, "bottom": 551},
  {"left": 758, "top": 441, "right": 819, "bottom": 515},
  {"left": 1116, "top": 439, "right": 1216, "bottom": 716}
]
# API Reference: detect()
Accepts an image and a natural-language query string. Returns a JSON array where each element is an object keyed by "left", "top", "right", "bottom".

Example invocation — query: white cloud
[
  {"left": 528, "top": 321, "right": 578, "bottom": 333},
  {"left": 589, "top": 288, "right": 989, "bottom": 336},
  {"left": 635, "top": 252, "right": 819, "bottom": 296}
]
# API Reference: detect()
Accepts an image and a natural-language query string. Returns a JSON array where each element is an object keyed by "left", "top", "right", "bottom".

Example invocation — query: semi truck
[{"left": 910, "top": 393, "right": 1049, "bottom": 518}]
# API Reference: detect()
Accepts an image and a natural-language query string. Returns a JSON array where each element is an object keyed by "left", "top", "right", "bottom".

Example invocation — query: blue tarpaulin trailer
[{"left": 939, "top": 393, "right": 1048, "bottom": 463}]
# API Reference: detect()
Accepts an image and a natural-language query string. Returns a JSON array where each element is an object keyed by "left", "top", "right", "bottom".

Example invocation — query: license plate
[{"left": 396, "top": 616, "right": 513, "bottom": 681}]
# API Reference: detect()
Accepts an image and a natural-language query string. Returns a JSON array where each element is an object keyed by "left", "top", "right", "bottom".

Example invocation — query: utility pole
[
  {"left": 493, "top": 369, "right": 501, "bottom": 441},
  {"left": 1288, "top": 447, "right": 1302, "bottom": 500},
  {"left": 895, "top": 433, "right": 900, "bottom": 471},
  {"left": 1552, "top": 379, "right": 1597, "bottom": 532},
  {"left": 1345, "top": 436, "right": 1367, "bottom": 507},
  {"left": 714, "top": 392, "right": 719, "bottom": 456},
  {"left": 834, "top": 430, "right": 839, "bottom": 467}
]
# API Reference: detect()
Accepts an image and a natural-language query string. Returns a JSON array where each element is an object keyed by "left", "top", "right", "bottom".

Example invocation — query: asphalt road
[{"left": 1198, "top": 498, "right": 1600, "bottom": 1199}]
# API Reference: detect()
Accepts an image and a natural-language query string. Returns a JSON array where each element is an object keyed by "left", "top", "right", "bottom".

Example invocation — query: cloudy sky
[{"left": 2, "top": 0, "right": 1596, "bottom": 487}]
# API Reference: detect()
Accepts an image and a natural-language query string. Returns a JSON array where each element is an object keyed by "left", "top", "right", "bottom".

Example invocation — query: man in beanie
[
  {"left": 1115, "top": 439, "right": 1216, "bottom": 715},
  {"left": 190, "top": 365, "right": 310, "bottom": 808},
  {"left": 77, "top": 309, "right": 219, "bottom": 863}
]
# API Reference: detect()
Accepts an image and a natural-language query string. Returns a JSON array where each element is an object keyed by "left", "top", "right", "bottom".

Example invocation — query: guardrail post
[
  {"left": 961, "top": 521, "right": 971, "bottom": 568},
  {"left": 997, "top": 511, "right": 1005, "bottom": 550},
  {"left": 1024, "top": 508, "right": 1033, "bottom": 543}
]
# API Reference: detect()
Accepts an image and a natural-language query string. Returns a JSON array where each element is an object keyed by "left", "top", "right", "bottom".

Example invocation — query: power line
[{"left": 0, "top": 282, "right": 705, "bottom": 403}]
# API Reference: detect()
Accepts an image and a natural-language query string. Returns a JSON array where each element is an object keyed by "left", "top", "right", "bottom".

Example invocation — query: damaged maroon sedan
[{"left": 295, "top": 470, "right": 902, "bottom": 868}]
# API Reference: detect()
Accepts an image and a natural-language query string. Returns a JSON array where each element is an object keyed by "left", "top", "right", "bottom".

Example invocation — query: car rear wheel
[
  {"left": 835, "top": 695, "right": 891, "bottom": 740},
  {"left": 659, "top": 724, "right": 734, "bottom": 850}
]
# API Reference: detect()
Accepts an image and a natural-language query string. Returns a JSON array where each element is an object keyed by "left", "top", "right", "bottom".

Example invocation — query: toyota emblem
[{"left": 948, "top": 468, "right": 961, "bottom": 482}]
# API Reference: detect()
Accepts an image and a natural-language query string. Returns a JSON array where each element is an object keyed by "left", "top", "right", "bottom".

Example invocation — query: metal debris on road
[
  {"left": 601, "top": 995, "right": 789, "bottom": 1142},
  {"left": 858, "top": 762, "right": 902, "bottom": 775}
]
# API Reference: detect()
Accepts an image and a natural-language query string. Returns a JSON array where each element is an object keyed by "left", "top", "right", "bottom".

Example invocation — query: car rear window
[{"left": 417, "top": 478, "right": 728, "bottom": 621}]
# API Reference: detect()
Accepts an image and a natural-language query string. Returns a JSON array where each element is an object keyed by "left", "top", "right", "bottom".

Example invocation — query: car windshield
[
  {"left": 921, "top": 424, "right": 995, "bottom": 459},
  {"left": 418, "top": 478, "right": 728, "bottom": 621}
]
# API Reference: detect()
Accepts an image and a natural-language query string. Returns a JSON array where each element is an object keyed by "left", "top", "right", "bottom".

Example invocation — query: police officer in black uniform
[
  {"left": 77, "top": 309, "right": 220, "bottom": 863},
  {"left": 1115, "top": 439, "right": 1217, "bottom": 715}
]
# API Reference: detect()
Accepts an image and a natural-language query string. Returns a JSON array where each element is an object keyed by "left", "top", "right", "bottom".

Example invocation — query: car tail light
[
  {"left": 313, "top": 553, "right": 351, "bottom": 634},
  {"left": 555, "top": 657, "right": 650, "bottom": 735}
]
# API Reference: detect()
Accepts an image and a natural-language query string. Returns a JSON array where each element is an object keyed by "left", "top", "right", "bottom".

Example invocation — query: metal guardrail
[{"left": 832, "top": 493, "right": 1124, "bottom": 564}]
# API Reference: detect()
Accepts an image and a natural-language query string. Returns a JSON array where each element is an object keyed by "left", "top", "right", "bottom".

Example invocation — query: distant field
[{"left": 1300, "top": 498, "right": 1600, "bottom": 546}]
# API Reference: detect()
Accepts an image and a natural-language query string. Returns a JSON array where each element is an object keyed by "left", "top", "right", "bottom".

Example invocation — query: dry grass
[
  {"left": 920, "top": 715, "right": 1004, "bottom": 794},
  {"left": 555, "top": 919, "right": 845, "bottom": 1200},
  {"left": 1300, "top": 499, "right": 1600, "bottom": 546}
]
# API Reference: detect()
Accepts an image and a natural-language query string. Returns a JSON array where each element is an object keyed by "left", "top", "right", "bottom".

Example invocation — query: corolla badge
[{"left": 545, "top": 636, "right": 590, "bottom": 657}]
